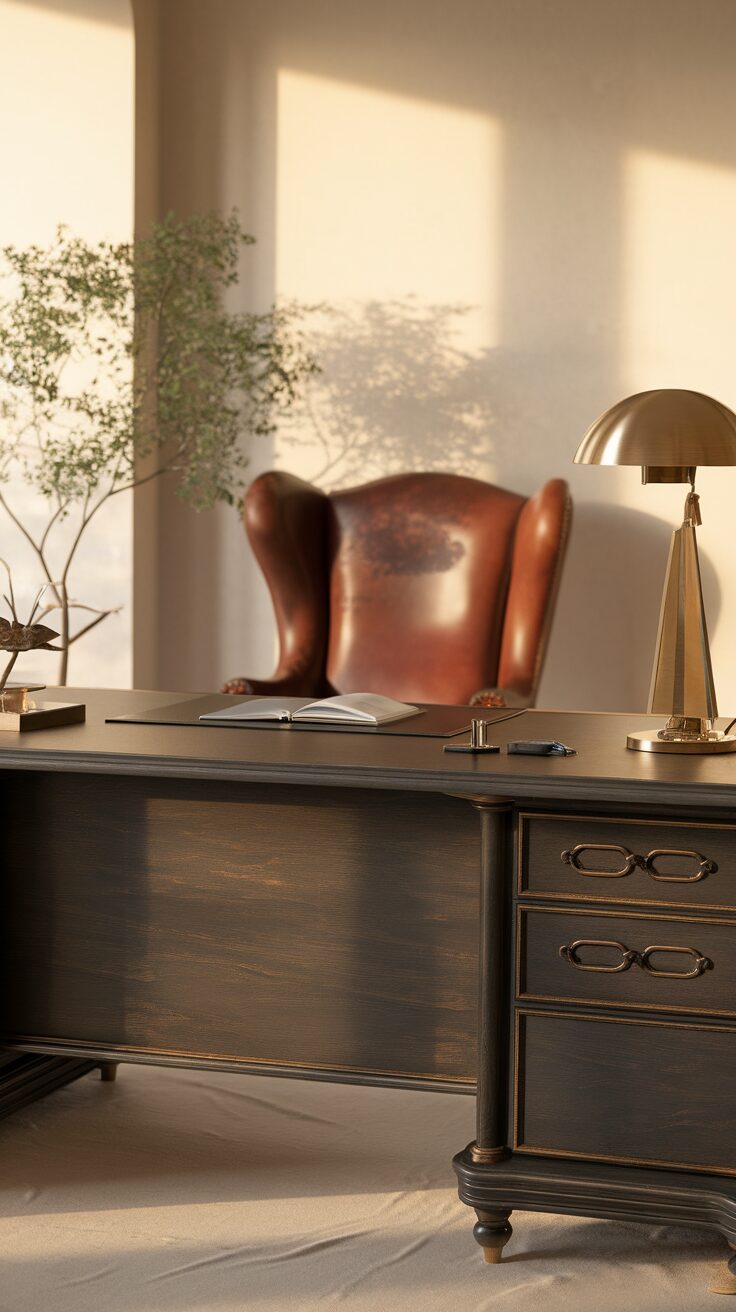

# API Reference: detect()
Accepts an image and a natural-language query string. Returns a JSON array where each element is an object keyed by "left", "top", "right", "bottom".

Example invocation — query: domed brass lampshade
[
  {"left": 575, "top": 389, "right": 736, "bottom": 483},
  {"left": 575, "top": 389, "right": 736, "bottom": 753}
]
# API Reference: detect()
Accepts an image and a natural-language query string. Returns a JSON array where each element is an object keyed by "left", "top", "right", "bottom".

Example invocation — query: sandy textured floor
[{"left": 0, "top": 1064, "right": 732, "bottom": 1310}]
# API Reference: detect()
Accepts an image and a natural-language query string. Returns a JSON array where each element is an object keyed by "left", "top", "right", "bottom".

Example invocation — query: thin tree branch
[
  {"left": 61, "top": 499, "right": 95, "bottom": 586},
  {"left": 39, "top": 599, "right": 119, "bottom": 619},
  {"left": 0, "top": 492, "right": 61, "bottom": 604},
  {"left": 68, "top": 608, "right": 119, "bottom": 644},
  {"left": 39, "top": 500, "right": 67, "bottom": 553}
]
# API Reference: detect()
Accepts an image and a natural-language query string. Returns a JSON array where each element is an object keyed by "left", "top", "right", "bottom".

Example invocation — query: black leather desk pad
[{"left": 108, "top": 696, "right": 525, "bottom": 739}]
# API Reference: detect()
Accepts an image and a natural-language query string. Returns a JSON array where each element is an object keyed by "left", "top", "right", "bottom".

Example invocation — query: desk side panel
[{"left": 0, "top": 774, "right": 478, "bottom": 1086}]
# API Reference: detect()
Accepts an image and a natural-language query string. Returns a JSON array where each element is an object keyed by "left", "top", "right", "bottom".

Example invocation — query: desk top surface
[{"left": 3, "top": 687, "right": 736, "bottom": 813}]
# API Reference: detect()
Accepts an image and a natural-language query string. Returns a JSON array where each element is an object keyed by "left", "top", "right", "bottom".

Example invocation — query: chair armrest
[
  {"left": 469, "top": 687, "right": 529, "bottom": 709},
  {"left": 221, "top": 675, "right": 320, "bottom": 697}
]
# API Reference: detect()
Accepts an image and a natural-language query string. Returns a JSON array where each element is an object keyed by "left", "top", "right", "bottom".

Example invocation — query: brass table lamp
[{"left": 574, "top": 389, "right": 736, "bottom": 753}]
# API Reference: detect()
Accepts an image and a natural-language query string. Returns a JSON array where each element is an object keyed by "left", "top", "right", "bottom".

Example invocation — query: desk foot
[
  {"left": 456, "top": 1150, "right": 736, "bottom": 1279},
  {"left": 99, "top": 1062, "right": 119, "bottom": 1083},
  {"left": 0, "top": 1052, "right": 97, "bottom": 1119},
  {"left": 708, "top": 1250, "right": 736, "bottom": 1295},
  {"left": 473, "top": 1209, "right": 513, "bottom": 1263}
]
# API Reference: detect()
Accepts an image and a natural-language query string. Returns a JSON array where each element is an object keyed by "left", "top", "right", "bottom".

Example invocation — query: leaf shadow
[{"left": 277, "top": 299, "right": 521, "bottom": 488}]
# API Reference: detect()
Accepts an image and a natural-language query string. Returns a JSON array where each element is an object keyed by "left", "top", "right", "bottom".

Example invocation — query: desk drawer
[
  {"left": 518, "top": 905, "right": 736, "bottom": 1017},
  {"left": 514, "top": 1010, "right": 736, "bottom": 1174},
  {"left": 519, "top": 813, "right": 736, "bottom": 909}
]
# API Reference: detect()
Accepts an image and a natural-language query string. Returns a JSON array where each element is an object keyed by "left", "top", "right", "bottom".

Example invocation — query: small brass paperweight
[{"left": 0, "top": 686, "right": 85, "bottom": 732}]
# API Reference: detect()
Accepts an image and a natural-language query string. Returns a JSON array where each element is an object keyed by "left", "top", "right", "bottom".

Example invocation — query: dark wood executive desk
[{"left": 3, "top": 687, "right": 736, "bottom": 1283}]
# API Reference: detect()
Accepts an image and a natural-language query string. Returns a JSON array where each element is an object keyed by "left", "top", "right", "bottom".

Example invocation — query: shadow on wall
[
  {"left": 277, "top": 300, "right": 524, "bottom": 488},
  {"left": 540, "top": 503, "right": 722, "bottom": 714}
]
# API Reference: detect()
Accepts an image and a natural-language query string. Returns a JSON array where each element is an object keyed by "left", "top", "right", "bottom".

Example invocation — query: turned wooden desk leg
[
  {"left": 99, "top": 1062, "right": 119, "bottom": 1083},
  {"left": 469, "top": 800, "right": 513, "bottom": 1263},
  {"left": 711, "top": 1243, "right": 736, "bottom": 1293},
  {"left": 474, "top": 1210, "right": 514, "bottom": 1263}
]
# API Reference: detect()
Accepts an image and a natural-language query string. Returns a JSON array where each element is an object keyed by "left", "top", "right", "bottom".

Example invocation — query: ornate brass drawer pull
[
  {"left": 638, "top": 944, "right": 713, "bottom": 978},
  {"left": 560, "top": 844, "right": 641, "bottom": 878},
  {"left": 559, "top": 938, "right": 713, "bottom": 979},
  {"left": 560, "top": 844, "right": 717, "bottom": 882},
  {"left": 559, "top": 939, "right": 638, "bottom": 972},
  {"left": 643, "top": 849, "right": 717, "bottom": 882}
]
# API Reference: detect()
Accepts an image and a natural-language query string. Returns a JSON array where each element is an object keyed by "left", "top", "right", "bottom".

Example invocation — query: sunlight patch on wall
[
  {"left": 623, "top": 149, "right": 736, "bottom": 401},
  {"left": 0, "top": 0, "right": 133, "bottom": 688},
  {"left": 622, "top": 147, "right": 736, "bottom": 708},
  {"left": 274, "top": 70, "right": 502, "bottom": 489},
  {"left": 0, "top": 1, "right": 133, "bottom": 242}
]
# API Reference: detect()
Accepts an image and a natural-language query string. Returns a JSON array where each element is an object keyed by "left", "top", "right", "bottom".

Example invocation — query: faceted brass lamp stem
[{"left": 628, "top": 486, "right": 736, "bottom": 754}]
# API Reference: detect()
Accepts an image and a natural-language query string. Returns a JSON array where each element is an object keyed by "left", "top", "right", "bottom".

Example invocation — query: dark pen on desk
[{"left": 507, "top": 740, "right": 576, "bottom": 757}]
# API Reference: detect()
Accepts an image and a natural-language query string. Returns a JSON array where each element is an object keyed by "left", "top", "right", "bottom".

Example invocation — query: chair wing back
[
  {"left": 238, "top": 469, "right": 570, "bottom": 705},
  {"left": 496, "top": 478, "right": 571, "bottom": 700},
  {"left": 325, "top": 473, "right": 527, "bottom": 704},
  {"left": 244, "top": 471, "right": 330, "bottom": 695}
]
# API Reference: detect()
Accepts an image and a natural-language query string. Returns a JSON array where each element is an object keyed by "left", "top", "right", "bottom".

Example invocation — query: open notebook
[{"left": 200, "top": 693, "right": 423, "bottom": 727}]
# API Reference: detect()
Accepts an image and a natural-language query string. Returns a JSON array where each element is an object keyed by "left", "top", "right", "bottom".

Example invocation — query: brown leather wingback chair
[{"left": 223, "top": 471, "right": 571, "bottom": 707}]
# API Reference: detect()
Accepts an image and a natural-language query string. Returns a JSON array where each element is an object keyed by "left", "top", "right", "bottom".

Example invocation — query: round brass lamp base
[{"left": 627, "top": 730, "right": 736, "bottom": 754}]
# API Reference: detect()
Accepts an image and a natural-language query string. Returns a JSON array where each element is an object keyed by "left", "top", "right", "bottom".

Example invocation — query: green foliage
[
  {"left": 0, "top": 212, "right": 318, "bottom": 681},
  {"left": 0, "top": 211, "right": 317, "bottom": 512}
]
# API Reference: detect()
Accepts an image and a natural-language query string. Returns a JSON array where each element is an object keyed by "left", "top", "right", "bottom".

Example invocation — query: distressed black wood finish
[
  {"left": 520, "top": 812, "right": 736, "bottom": 910},
  {"left": 472, "top": 802, "right": 512, "bottom": 1157},
  {"left": 2, "top": 687, "right": 736, "bottom": 813},
  {"left": 0, "top": 771, "right": 478, "bottom": 1087},
  {"left": 453, "top": 1152, "right": 736, "bottom": 1246},
  {"left": 515, "top": 1010, "right": 736, "bottom": 1172},
  {"left": 3, "top": 688, "right": 736, "bottom": 1282},
  {"left": 518, "top": 905, "right": 736, "bottom": 1016},
  {"left": 455, "top": 755, "right": 736, "bottom": 1284}
]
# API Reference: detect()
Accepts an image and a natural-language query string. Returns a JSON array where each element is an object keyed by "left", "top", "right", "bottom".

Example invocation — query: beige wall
[
  {"left": 135, "top": 0, "right": 736, "bottom": 713},
  {"left": 0, "top": 0, "right": 134, "bottom": 686}
]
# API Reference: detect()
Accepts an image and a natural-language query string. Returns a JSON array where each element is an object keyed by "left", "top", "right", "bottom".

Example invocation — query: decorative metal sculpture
[
  {"left": 0, "top": 563, "right": 85, "bottom": 730},
  {"left": 0, "top": 561, "right": 59, "bottom": 696}
]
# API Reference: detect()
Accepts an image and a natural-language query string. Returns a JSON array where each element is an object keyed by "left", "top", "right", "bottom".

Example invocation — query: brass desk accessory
[
  {"left": 0, "top": 568, "right": 85, "bottom": 731},
  {"left": 575, "top": 389, "right": 736, "bottom": 754},
  {"left": 443, "top": 717, "right": 501, "bottom": 754}
]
